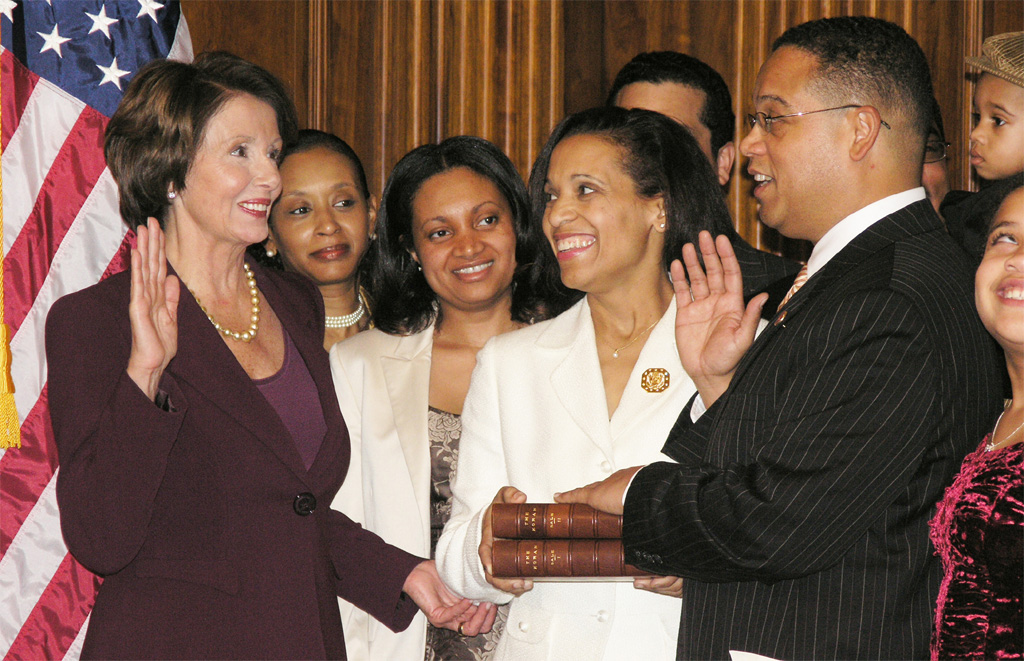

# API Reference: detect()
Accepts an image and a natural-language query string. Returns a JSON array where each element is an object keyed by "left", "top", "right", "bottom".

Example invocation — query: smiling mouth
[
  {"left": 555, "top": 236, "right": 596, "bottom": 253},
  {"left": 454, "top": 261, "right": 493, "bottom": 275},
  {"left": 999, "top": 285, "right": 1024, "bottom": 301},
  {"left": 240, "top": 202, "right": 270, "bottom": 213}
]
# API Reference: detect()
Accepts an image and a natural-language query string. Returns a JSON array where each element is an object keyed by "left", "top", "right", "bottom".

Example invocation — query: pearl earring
[
  {"left": 167, "top": 190, "right": 176, "bottom": 200},
  {"left": 659, "top": 223, "right": 666, "bottom": 230},
  {"left": 266, "top": 248, "right": 276, "bottom": 258}
]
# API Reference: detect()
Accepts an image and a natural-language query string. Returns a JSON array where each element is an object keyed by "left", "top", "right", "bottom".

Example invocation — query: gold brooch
[{"left": 640, "top": 368, "right": 670, "bottom": 393}]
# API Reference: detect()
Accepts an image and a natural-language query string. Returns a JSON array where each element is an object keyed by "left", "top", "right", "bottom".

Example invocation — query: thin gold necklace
[{"left": 609, "top": 318, "right": 660, "bottom": 358}]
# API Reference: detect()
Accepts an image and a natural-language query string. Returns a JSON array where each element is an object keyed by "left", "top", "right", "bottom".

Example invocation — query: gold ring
[{"left": 458, "top": 623, "right": 466, "bottom": 636}]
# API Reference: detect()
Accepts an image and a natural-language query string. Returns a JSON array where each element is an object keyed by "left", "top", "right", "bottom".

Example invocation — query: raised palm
[
  {"left": 672, "top": 232, "right": 766, "bottom": 406},
  {"left": 126, "top": 218, "right": 179, "bottom": 400}
]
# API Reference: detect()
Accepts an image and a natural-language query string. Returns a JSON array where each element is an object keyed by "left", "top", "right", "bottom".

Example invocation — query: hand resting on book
[
  {"left": 479, "top": 486, "right": 534, "bottom": 597},
  {"left": 555, "top": 469, "right": 683, "bottom": 597}
]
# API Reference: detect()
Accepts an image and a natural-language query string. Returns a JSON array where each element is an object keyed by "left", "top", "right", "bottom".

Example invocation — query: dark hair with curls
[
  {"left": 773, "top": 17, "right": 934, "bottom": 144},
  {"left": 370, "top": 136, "right": 568, "bottom": 334},
  {"left": 104, "top": 51, "right": 298, "bottom": 231},
  {"left": 527, "top": 106, "right": 737, "bottom": 304},
  {"left": 606, "top": 51, "right": 735, "bottom": 158}
]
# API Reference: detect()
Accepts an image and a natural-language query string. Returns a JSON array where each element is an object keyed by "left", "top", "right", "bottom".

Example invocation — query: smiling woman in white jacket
[
  {"left": 436, "top": 107, "right": 773, "bottom": 660},
  {"left": 330, "top": 136, "right": 570, "bottom": 661}
]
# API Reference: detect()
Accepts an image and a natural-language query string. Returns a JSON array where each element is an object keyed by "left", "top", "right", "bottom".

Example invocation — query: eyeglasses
[
  {"left": 746, "top": 105, "right": 892, "bottom": 135},
  {"left": 924, "top": 140, "right": 950, "bottom": 164}
]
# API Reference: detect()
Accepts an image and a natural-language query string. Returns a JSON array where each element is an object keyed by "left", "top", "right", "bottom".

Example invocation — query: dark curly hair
[
  {"left": 528, "top": 106, "right": 738, "bottom": 305},
  {"left": 370, "top": 136, "right": 569, "bottom": 334}
]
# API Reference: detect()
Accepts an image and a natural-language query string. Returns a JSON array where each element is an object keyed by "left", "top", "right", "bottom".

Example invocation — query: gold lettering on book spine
[
  {"left": 524, "top": 506, "right": 538, "bottom": 535},
  {"left": 524, "top": 542, "right": 540, "bottom": 575}
]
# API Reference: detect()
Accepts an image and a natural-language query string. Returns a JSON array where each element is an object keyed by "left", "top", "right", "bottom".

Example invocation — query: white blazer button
[
  {"left": 597, "top": 610, "right": 609, "bottom": 622},
  {"left": 600, "top": 461, "right": 612, "bottom": 472},
  {"left": 518, "top": 621, "right": 529, "bottom": 633}
]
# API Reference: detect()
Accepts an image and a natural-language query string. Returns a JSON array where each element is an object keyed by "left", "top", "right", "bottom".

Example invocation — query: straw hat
[{"left": 966, "top": 32, "right": 1024, "bottom": 88}]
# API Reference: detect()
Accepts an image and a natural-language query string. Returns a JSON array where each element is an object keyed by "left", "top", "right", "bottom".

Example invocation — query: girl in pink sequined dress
[{"left": 930, "top": 185, "right": 1024, "bottom": 660}]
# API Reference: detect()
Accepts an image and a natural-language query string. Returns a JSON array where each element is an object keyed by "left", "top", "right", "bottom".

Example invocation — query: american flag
[{"left": 1, "top": 2, "right": 191, "bottom": 658}]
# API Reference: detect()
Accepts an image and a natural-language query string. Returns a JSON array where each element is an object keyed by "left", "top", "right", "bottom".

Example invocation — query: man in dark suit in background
[
  {"left": 557, "top": 17, "right": 1003, "bottom": 659},
  {"left": 609, "top": 50, "right": 801, "bottom": 307}
]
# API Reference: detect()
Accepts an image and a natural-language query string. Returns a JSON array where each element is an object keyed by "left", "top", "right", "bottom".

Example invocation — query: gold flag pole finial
[{"left": 0, "top": 92, "right": 21, "bottom": 449}]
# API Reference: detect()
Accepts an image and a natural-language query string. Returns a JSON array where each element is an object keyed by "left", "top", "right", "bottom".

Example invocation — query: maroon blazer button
[{"left": 294, "top": 492, "right": 317, "bottom": 516}]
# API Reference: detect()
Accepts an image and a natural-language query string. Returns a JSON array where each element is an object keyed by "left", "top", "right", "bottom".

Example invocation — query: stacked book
[{"left": 490, "top": 503, "right": 649, "bottom": 579}]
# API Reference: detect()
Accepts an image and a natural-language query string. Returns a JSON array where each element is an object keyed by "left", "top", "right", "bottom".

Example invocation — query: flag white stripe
[
  {"left": 2, "top": 76, "right": 85, "bottom": 254},
  {"left": 0, "top": 471, "right": 65, "bottom": 654},
  {"left": 167, "top": 16, "right": 194, "bottom": 63},
  {"left": 62, "top": 613, "right": 91, "bottom": 661},
  {"left": 9, "top": 169, "right": 126, "bottom": 427}
]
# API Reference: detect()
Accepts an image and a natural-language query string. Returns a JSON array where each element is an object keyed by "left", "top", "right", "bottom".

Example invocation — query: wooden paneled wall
[
  {"left": 185, "top": 0, "right": 563, "bottom": 199},
  {"left": 183, "top": 0, "right": 1022, "bottom": 258}
]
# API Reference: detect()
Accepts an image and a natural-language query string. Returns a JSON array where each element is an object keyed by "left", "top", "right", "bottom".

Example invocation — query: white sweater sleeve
[{"left": 435, "top": 340, "right": 514, "bottom": 604}]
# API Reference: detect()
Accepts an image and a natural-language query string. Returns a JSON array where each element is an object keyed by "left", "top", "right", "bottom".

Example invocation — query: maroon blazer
[{"left": 45, "top": 261, "right": 421, "bottom": 660}]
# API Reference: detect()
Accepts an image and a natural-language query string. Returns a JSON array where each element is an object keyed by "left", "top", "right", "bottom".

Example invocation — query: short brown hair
[{"left": 104, "top": 51, "right": 298, "bottom": 231}]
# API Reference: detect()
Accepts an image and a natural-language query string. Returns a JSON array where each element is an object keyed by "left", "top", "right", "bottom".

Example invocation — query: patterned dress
[
  {"left": 425, "top": 408, "right": 508, "bottom": 661},
  {"left": 930, "top": 437, "right": 1023, "bottom": 660}
]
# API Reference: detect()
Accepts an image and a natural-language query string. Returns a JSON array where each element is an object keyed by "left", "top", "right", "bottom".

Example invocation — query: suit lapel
[
  {"left": 546, "top": 301, "right": 616, "bottom": 458},
  {"left": 168, "top": 262, "right": 314, "bottom": 488},
  {"left": 610, "top": 299, "right": 677, "bottom": 437},
  {"left": 731, "top": 200, "right": 942, "bottom": 387},
  {"left": 380, "top": 329, "right": 432, "bottom": 519}
]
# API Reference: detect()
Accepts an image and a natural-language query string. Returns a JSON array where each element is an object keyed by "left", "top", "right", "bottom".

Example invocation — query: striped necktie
[{"left": 777, "top": 264, "right": 809, "bottom": 312}]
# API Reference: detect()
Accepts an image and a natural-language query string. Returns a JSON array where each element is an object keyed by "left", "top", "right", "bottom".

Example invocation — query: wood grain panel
[
  {"left": 320, "top": 0, "right": 385, "bottom": 196},
  {"left": 182, "top": 0, "right": 309, "bottom": 124},
  {"left": 181, "top": 0, "right": 1022, "bottom": 258}
]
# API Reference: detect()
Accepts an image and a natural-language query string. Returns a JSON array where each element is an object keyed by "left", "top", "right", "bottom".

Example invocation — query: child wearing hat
[{"left": 942, "top": 32, "right": 1024, "bottom": 263}]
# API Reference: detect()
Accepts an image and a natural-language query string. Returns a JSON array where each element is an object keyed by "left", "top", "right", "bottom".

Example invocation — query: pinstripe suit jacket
[{"left": 622, "top": 200, "right": 1004, "bottom": 660}]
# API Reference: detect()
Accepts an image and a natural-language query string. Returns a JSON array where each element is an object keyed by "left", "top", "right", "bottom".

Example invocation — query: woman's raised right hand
[{"left": 126, "top": 218, "right": 180, "bottom": 401}]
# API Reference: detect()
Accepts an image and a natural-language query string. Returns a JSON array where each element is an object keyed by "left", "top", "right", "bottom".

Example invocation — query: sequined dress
[
  {"left": 425, "top": 407, "right": 508, "bottom": 661},
  {"left": 930, "top": 437, "right": 1023, "bottom": 660}
]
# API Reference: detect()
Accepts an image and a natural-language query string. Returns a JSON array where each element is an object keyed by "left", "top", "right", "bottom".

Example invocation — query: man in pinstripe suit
[{"left": 556, "top": 17, "right": 1004, "bottom": 660}]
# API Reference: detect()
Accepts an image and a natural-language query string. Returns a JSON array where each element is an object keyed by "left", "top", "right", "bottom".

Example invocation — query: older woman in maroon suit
[{"left": 44, "top": 52, "right": 493, "bottom": 660}]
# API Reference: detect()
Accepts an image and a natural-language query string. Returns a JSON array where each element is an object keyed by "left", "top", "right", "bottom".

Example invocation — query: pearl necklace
[
  {"left": 986, "top": 403, "right": 1024, "bottom": 452},
  {"left": 325, "top": 291, "right": 366, "bottom": 329},
  {"left": 188, "top": 263, "right": 261, "bottom": 342},
  {"left": 610, "top": 318, "right": 660, "bottom": 358}
]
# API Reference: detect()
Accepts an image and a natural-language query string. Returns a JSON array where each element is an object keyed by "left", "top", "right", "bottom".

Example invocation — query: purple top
[
  {"left": 930, "top": 436, "right": 1023, "bottom": 660},
  {"left": 254, "top": 331, "right": 327, "bottom": 470}
]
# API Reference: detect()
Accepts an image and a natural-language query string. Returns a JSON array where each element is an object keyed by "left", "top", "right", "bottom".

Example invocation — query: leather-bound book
[
  {"left": 490, "top": 539, "right": 647, "bottom": 578},
  {"left": 491, "top": 503, "right": 622, "bottom": 539}
]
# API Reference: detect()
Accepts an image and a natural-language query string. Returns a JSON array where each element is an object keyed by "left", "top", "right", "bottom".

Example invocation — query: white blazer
[
  {"left": 330, "top": 326, "right": 434, "bottom": 661},
  {"left": 436, "top": 298, "right": 693, "bottom": 661}
]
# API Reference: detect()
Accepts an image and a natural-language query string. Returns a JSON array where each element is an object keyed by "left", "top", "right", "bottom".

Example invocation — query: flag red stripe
[
  {"left": 0, "top": 234, "right": 132, "bottom": 560},
  {"left": 3, "top": 554, "right": 101, "bottom": 661},
  {"left": 1, "top": 50, "right": 40, "bottom": 152},
  {"left": 102, "top": 231, "right": 136, "bottom": 281},
  {"left": 0, "top": 387, "right": 57, "bottom": 558},
  {"left": 2, "top": 107, "right": 109, "bottom": 335}
]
